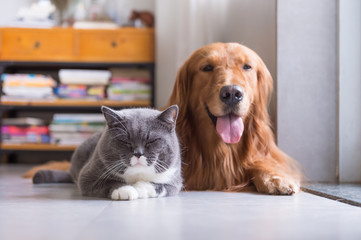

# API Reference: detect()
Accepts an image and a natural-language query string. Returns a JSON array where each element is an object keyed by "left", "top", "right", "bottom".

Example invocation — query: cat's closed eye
[
  {"left": 145, "top": 138, "right": 162, "bottom": 148},
  {"left": 118, "top": 139, "right": 132, "bottom": 148}
]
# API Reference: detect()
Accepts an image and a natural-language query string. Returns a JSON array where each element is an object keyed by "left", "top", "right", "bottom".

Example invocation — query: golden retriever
[{"left": 169, "top": 42, "right": 301, "bottom": 194}]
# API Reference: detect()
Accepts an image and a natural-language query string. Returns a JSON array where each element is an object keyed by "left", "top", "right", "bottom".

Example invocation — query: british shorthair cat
[{"left": 33, "top": 105, "right": 183, "bottom": 200}]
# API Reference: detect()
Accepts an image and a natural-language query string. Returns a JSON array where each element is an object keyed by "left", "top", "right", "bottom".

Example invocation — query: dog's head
[{"left": 169, "top": 42, "right": 273, "bottom": 144}]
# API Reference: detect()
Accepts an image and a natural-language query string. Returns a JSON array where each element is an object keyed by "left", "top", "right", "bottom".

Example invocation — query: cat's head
[{"left": 99, "top": 105, "right": 180, "bottom": 175}]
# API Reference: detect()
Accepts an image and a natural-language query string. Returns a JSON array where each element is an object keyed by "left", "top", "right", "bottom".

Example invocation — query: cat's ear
[
  {"left": 157, "top": 105, "right": 179, "bottom": 130},
  {"left": 101, "top": 106, "right": 124, "bottom": 128}
]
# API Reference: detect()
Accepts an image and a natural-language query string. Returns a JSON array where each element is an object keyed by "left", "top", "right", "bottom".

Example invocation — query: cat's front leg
[
  {"left": 150, "top": 182, "right": 181, "bottom": 197},
  {"left": 110, "top": 182, "right": 158, "bottom": 200},
  {"left": 111, "top": 182, "right": 181, "bottom": 200},
  {"left": 111, "top": 185, "right": 139, "bottom": 200},
  {"left": 133, "top": 181, "right": 157, "bottom": 199}
]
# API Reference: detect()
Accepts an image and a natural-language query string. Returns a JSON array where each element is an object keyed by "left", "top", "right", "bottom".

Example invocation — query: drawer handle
[
  {"left": 111, "top": 41, "right": 117, "bottom": 48},
  {"left": 33, "top": 41, "right": 41, "bottom": 49}
]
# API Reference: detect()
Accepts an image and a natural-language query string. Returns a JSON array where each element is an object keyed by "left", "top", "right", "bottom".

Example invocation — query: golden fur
[{"left": 169, "top": 42, "right": 301, "bottom": 194}]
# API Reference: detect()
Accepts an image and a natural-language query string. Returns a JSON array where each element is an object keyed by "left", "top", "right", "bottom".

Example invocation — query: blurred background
[{"left": 0, "top": 0, "right": 359, "bottom": 184}]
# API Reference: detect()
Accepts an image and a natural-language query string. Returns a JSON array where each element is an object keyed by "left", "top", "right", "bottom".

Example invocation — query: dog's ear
[
  {"left": 256, "top": 57, "right": 273, "bottom": 111},
  {"left": 243, "top": 56, "right": 274, "bottom": 155}
]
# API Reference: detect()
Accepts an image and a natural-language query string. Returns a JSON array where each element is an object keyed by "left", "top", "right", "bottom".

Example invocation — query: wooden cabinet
[
  {"left": 0, "top": 27, "right": 155, "bottom": 160},
  {"left": 0, "top": 27, "right": 154, "bottom": 62},
  {"left": 75, "top": 29, "right": 154, "bottom": 62},
  {"left": 0, "top": 28, "right": 74, "bottom": 61}
]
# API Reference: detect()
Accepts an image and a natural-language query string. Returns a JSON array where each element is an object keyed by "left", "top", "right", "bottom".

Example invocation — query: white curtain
[
  {"left": 174, "top": 0, "right": 226, "bottom": 67},
  {"left": 155, "top": 0, "right": 227, "bottom": 107}
]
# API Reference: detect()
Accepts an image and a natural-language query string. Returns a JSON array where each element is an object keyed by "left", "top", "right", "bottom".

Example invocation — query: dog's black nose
[{"left": 219, "top": 85, "right": 244, "bottom": 106}]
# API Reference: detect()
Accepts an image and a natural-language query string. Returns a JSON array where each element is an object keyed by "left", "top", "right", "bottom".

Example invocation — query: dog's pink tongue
[{"left": 216, "top": 114, "right": 244, "bottom": 144}]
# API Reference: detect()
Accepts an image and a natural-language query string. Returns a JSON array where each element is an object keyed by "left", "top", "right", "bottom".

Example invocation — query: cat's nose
[{"left": 133, "top": 147, "right": 144, "bottom": 158}]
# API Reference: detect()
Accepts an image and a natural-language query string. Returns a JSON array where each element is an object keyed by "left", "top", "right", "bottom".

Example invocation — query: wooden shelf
[
  {"left": 1, "top": 143, "right": 77, "bottom": 151},
  {"left": 0, "top": 99, "right": 151, "bottom": 108}
]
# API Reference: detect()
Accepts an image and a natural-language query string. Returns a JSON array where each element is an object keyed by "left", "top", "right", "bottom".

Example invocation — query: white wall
[
  {"left": 277, "top": 0, "right": 338, "bottom": 182},
  {"left": 338, "top": 0, "right": 361, "bottom": 182},
  {"left": 155, "top": 0, "right": 178, "bottom": 108},
  {"left": 0, "top": 0, "right": 31, "bottom": 25}
]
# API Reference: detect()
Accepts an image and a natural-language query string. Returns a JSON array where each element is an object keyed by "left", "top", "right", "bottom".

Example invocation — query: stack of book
[
  {"left": 49, "top": 113, "right": 106, "bottom": 146},
  {"left": 1, "top": 118, "right": 50, "bottom": 144},
  {"left": 56, "top": 69, "right": 111, "bottom": 100},
  {"left": 1, "top": 74, "right": 57, "bottom": 100},
  {"left": 107, "top": 68, "right": 151, "bottom": 101}
]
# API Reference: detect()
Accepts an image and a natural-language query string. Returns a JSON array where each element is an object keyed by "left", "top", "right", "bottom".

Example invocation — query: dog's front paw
[
  {"left": 111, "top": 186, "right": 139, "bottom": 200},
  {"left": 253, "top": 173, "right": 300, "bottom": 195}
]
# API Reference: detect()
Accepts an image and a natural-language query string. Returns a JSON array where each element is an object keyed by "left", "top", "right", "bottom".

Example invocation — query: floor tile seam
[{"left": 71, "top": 198, "right": 113, "bottom": 239}]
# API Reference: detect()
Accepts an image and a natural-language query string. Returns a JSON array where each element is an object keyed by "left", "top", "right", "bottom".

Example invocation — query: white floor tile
[{"left": 1, "top": 165, "right": 361, "bottom": 240}]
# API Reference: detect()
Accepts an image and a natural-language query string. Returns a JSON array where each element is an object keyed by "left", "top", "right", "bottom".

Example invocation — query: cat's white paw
[
  {"left": 133, "top": 181, "right": 157, "bottom": 198},
  {"left": 111, "top": 186, "right": 139, "bottom": 200}
]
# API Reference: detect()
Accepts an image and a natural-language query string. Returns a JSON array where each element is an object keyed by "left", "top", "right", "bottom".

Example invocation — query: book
[
  {"left": 2, "top": 117, "right": 46, "bottom": 126},
  {"left": 49, "top": 123, "right": 105, "bottom": 133},
  {"left": 2, "top": 74, "right": 57, "bottom": 100},
  {"left": 1, "top": 126, "right": 50, "bottom": 144},
  {"left": 55, "top": 85, "right": 105, "bottom": 100},
  {"left": 50, "top": 132, "right": 95, "bottom": 145},
  {"left": 52, "top": 114, "right": 105, "bottom": 124},
  {"left": 59, "top": 69, "right": 111, "bottom": 85},
  {"left": 2, "top": 74, "right": 56, "bottom": 87},
  {"left": 110, "top": 68, "right": 151, "bottom": 79},
  {"left": 107, "top": 82, "right": 151, "bottom": 101}
]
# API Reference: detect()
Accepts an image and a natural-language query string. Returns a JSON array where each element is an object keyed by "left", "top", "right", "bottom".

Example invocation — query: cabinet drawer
[
  {"left": 76, "top": 29, "right": 154, "bottom": 62},
  {"left": 0, "top": 28, "right": 74, "bottom": 61}
]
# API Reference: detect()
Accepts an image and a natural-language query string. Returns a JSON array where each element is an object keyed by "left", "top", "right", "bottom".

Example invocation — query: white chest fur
[{"left": 122, "top": 164, "right": 177, "bottom": 184}]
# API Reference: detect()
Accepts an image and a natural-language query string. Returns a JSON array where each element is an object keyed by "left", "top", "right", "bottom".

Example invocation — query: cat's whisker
[
  {"left": 154, "top": 162, "right": 168, "bottom": 172},
  {"left": 93, "top": 161, "right": 125, "bottom": 188}
]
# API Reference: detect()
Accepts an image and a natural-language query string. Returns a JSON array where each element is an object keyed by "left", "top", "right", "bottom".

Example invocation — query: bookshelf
[
  {"left": 1, "top": 143, "right": 77, "bottom": 151},
  {"left": 0, "top": 27, "right": 155, "bottom": 162},
  {"left": 1, "top": 99, "right": 151, "bottom": 108}
]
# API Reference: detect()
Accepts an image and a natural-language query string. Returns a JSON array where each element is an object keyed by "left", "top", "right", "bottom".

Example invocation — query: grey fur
[{"left": 34, "top": 106, "right": 183, "bottom": 200}]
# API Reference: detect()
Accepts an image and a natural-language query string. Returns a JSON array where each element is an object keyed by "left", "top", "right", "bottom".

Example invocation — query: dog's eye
[
  {"left": 243, "top": 64, "right": 252, "bottom": 70},
  {"left": 202, "top": 65, "right": 214, "bottom": 72}
]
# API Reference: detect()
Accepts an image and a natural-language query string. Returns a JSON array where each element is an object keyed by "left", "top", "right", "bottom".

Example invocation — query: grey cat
[{"left": 33, "top": 105, "right": 183, "bottom": 200}]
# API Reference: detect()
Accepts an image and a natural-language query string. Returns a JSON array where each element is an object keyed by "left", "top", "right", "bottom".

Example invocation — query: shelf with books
[
  {"left": 0, "top": 143, "right": 77, "bottom": 151},
  {"left": 0, "top": 99, "right": 151, "bottom": 108},
  {"left": 0, "top": 27, "right": 155, "bottom": 163}
]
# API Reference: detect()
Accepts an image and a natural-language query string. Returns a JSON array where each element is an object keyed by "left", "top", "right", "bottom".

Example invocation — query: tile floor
[
  {"left": 303, "top": 183, "right": 361, "bottom": 207},
  {"left": 1, "top": 164, "right": 361, "bottom": 240}
]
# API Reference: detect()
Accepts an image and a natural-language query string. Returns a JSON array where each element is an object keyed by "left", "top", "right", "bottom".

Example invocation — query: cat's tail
[{"left": 33, "top": 170, "right": 73, "bottom": 184}]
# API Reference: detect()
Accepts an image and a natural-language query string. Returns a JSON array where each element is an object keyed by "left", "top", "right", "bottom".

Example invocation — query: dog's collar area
[{"left": 205, "top": 105, "right": 217, "bottom": 126}]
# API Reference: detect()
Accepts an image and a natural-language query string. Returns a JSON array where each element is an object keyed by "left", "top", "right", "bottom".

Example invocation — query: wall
[
  {"left": 338, "top": 0, "right": 361, "bottom": 182},
  {"left": 277, "top": 0, "right": 338, "bottom": 182},
  {"left": 155, "top": 0, "right": 179, "bottom": 108},
  {"left": 0, "top": 0, "right": 31, "bottom": 25}
]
